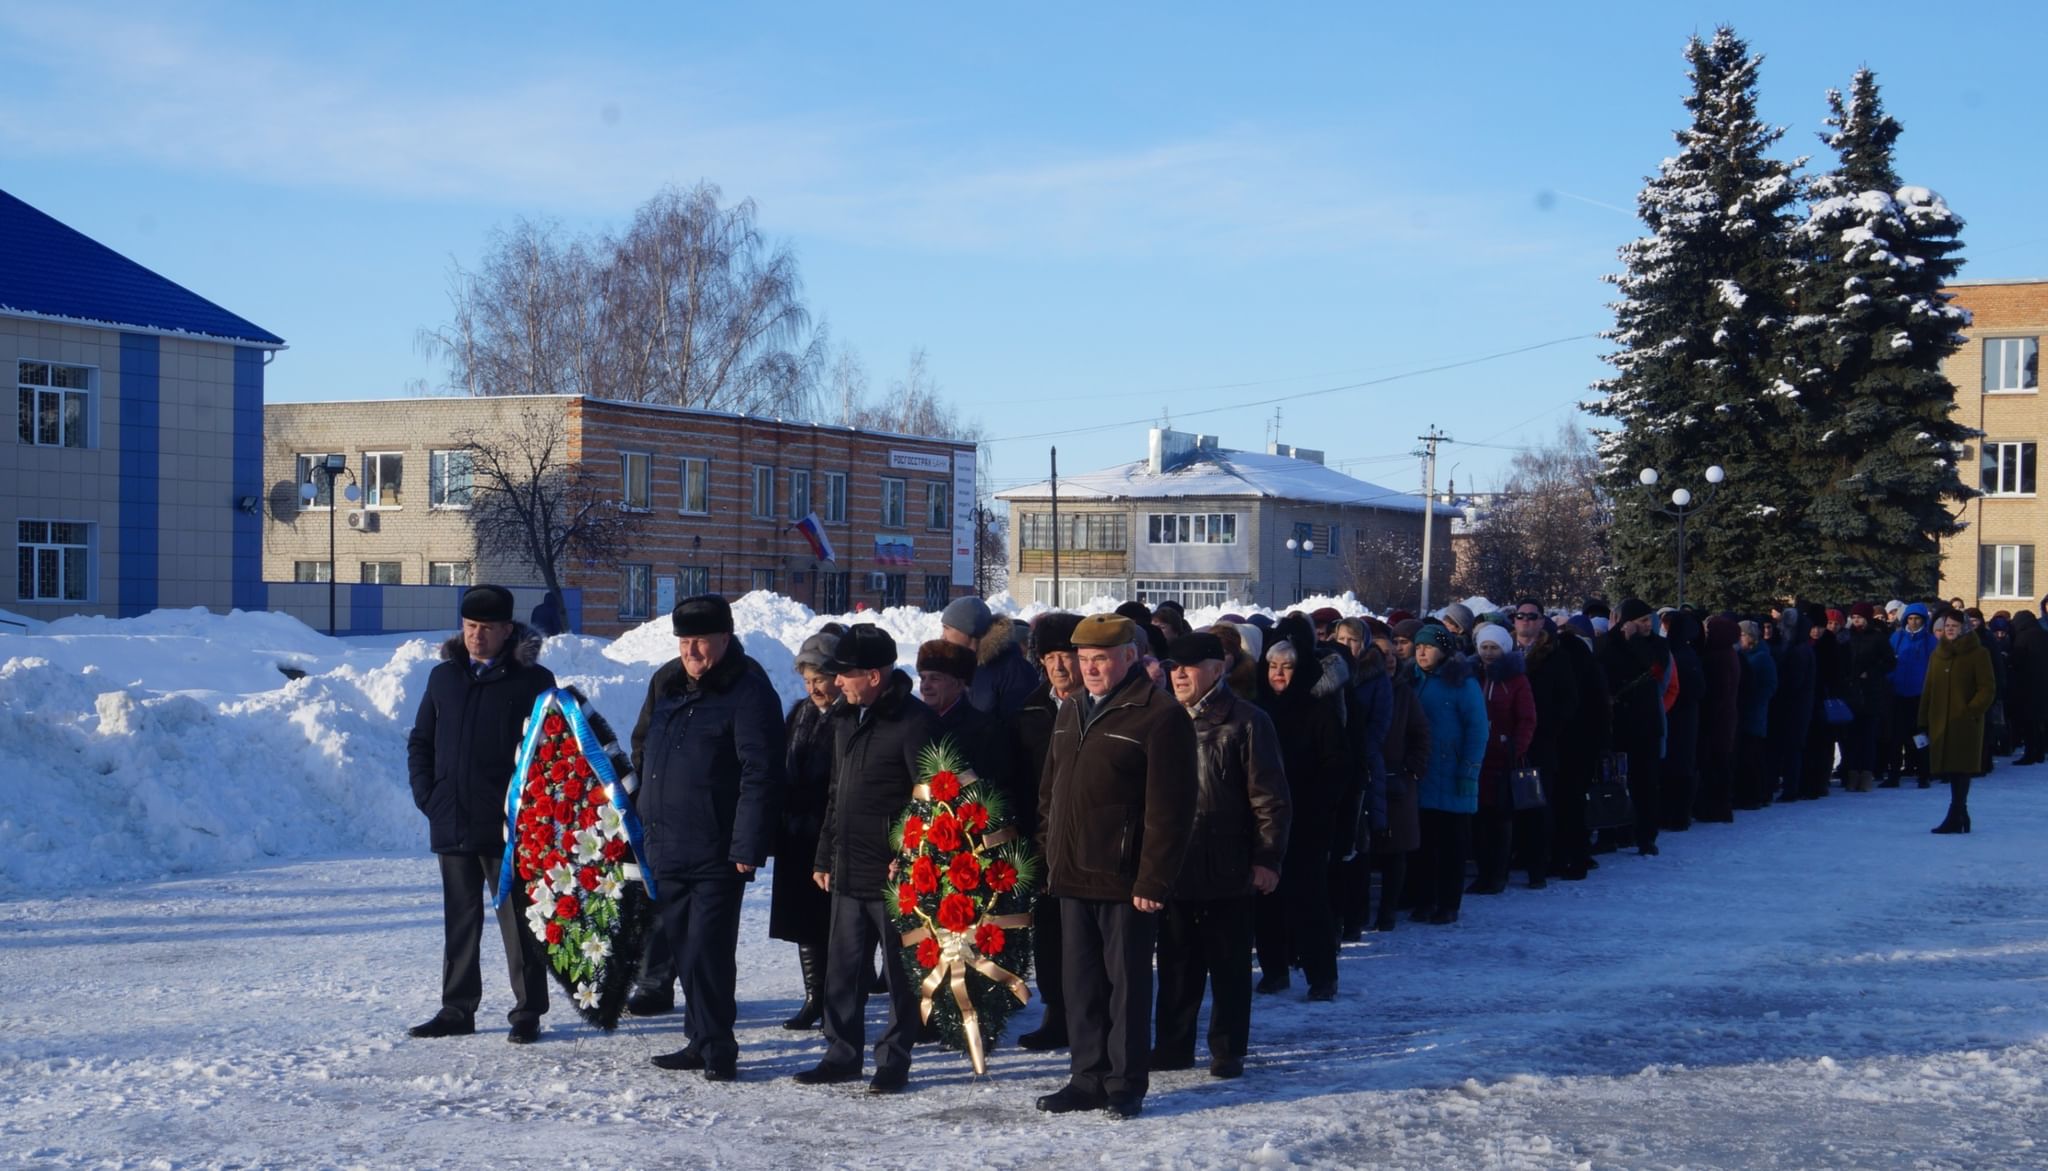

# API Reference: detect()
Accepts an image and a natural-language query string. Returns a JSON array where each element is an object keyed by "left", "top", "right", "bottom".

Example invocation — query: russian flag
[{"left": 794, "top": 512, "right": 836, "bottom": 563}]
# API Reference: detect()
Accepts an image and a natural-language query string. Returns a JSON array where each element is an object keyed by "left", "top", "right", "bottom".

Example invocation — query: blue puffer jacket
[
  {"left": 1405, "top": 655, "right": 1489, "bottom": 814},
  {"left": 1890, "top": 604, "right": 1936, "bottom": 697},
  {"left": 1738, "top": 642, "right": 1779, "bottom": 739},
  {"left": 629, "top": 643, "right": 787, "bottom": 882}
]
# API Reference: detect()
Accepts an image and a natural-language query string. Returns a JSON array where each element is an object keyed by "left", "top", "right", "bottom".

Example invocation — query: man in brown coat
[{"left": 1035, "top": 614, "right": 1198, "bottom": 1120}]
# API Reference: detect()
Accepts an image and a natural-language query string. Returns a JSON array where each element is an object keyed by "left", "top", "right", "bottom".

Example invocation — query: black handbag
[
  {"left": 1585, "top": 752, "right": 1635, "bottom": 830},
  {"left": 1510, "top": 763, "right": 1546, "bottom": 811}
]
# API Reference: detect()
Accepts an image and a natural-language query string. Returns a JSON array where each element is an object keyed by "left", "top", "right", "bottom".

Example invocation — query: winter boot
[
  {"left": 782, "top": 944, "right": 824, "bottom": 1030},
  {"left": 1932, "top": 777, "right": 1973, "bottom": 834}
]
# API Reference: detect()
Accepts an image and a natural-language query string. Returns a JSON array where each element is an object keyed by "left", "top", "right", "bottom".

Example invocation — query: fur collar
[
  {"left": 977, "top": 615, "right": 1019, "bottom": 668},
  {"left": 1312, "top": 649, "right": 1351, "bottom": 700}
]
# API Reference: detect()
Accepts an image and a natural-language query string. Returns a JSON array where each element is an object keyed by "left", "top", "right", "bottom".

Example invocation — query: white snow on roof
[{"left": 996, "top": 447, "right": 1427, "bottom": 512}]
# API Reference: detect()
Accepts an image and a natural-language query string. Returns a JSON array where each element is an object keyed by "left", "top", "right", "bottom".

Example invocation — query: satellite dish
[
  {"left": 342, "top": 485, "right": 362, "bottom": 503},
  {"left": 299, "top": 483, "right": 317, "bottom": 504}
]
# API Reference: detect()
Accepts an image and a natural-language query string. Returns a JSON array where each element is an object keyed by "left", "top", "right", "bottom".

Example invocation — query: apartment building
[{"left": 1940, "top": 280, "right": 2047, "bottom": 609}]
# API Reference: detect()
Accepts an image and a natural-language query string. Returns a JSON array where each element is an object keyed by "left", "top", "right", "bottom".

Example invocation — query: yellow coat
[{"left": 1917, "top": 630, "right": 1997, "bottom": 777}]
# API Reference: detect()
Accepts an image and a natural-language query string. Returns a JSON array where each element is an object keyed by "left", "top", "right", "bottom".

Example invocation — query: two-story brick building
[
  {"left": 263, "top": 395, "right": 977, "bottom": 636},
  {"left": 1940, "top": 279, "right": 2048, "bottom": 608}
]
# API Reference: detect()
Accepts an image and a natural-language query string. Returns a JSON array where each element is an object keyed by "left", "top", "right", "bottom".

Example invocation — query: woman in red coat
[{"left": 1470, "top": 624, "right": 1537, "bottom": 895}]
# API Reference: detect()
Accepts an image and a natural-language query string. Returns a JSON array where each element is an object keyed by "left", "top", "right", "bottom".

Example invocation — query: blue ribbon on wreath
[{"left": 494, "top": 689, "right": 659, "bottom": 907}]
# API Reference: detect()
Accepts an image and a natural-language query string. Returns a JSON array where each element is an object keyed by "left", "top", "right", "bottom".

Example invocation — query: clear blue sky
[{"left": 4, "top": 1, "right": 2042, "bottom": 499}]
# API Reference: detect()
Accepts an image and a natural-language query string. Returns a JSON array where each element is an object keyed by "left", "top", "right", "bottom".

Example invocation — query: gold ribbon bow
[{"left": 900, "top": 912, "right": 1032, "bottom": 1075}]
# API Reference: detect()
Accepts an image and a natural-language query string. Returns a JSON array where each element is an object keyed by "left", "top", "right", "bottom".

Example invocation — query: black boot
[
  {"left": 1932, "top": 777, "right": 1973, "bottom": 834},
  {"left": 783, "top": 944, "right": 824, "bottom": 1030}
]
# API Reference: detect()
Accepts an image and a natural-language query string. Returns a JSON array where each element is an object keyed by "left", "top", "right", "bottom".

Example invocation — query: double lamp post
[{"left": 1637, "top": 464, "right": 1725, "bottom": 608}]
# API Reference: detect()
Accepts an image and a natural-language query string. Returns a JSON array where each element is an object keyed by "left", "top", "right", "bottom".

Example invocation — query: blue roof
[{"left": 0, "top": 188, "right": 284, "bottom": 348}]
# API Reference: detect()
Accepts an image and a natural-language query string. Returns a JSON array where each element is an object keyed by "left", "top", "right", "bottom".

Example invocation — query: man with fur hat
[
  {"left": 940, "top": 596, "right": 1039, "bottom": 717},
  {"left": 631, "top": 594, "right": 787, "bottom": 1080},
  {"left": 406, "top": 585, "right": 559, "bottom": 1044},
  {"left": 917, "top": 637, "right": 1011, "bottom": 801},
  {"left": 1035, "top": 613, "right": 1198, "bottom": 1120},
  {"left": 1597, "top": 598, "right": 1669, "bottom": 854},
  {"left": 1011, "top": 611, "right": 1083, "bottom": 1051}
]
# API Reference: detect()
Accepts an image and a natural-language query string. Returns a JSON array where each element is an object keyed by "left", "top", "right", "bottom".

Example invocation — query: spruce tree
[
  {"left": 1786, "top": 68, "right": 1972, "bottom": 600},
  {"left": 1589, "top": 27, "right": 1808, "bottom": 607}
]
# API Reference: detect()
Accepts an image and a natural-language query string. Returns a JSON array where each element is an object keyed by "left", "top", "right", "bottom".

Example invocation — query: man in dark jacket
[
  {"left": 1514, "top": 604, "right": 1579, "bottom": 886},
  {"left": 1009, "top": 610, "right": 1080, "bottom": 1051},
  {"left": 1152, "top": 632, "right": 1289, "bottom": 1080},
  {"left": 942, "top": 597, "right": 1040, "bottom": 717},
  {"left": 406, "top": 585, "right": 557, "bottom": 1044},
  {"left": 631, "top": 594, "right": 786, "bottom": 1081},
  {"left": 1597, "top": 598, "right": 1666, "bottom": 856},
  {"left": 1552, "top": 614, "right": 1608, "bottom": 880},
  {"left": 796, "top": 624, "right": 941, "bottom": 1093},
  {"left": 917, "top": 639, "right": 1012, "bottom": 814},
  {"left": 1035, "top": 614, "right": 1198, "bottom": 1120}
]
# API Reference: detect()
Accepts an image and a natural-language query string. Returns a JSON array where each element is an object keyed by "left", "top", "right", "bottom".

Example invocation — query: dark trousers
[
  {"left": 1842, "top": 711, "right": 1880, "bottom": 773},
  {"left": 1472, "top": 808, "right": 1512, "bottom": 890},
  {"left": 1769, "top": 723, "right": 1809, "bottom": 800},
  {"left": 1660, "top": 757, "right": 1696, "bottom": 831},
  {"left": 1695, "top": 737, "right": 1734, "bottom": 821},
  {"left": 820, "top": 893, "right": 920, "bottom": 1074},
  {"left": 1801, "top": 724, "right": 1836, "bottom": 798},
  {"left": 1369, "top": 849, "right": 1407, "bottom": 924},
  {"left": 1626, "top": 745, "right": 1660, "bottom": 849},
  {"left": 1154, "top": 895, "right": 1254, "bottom": 1064},
  {"left": 1550, "top": 754, "right": 1592, "bottom": 874},
  {"left": 437, "top": 851, "right": 549, "bottom": 1025},
  {"left": 633, "top": 917, "right": 676, "bottom": 993},
  {"left": 1414, "top": 809, "right": 1471, "bottom": 915},
  {"left": 1330, "top": 852, "right": 1368, "bottom": 934},
  {"left": 1033, "top": 896, "right": 1065, "bottom": 1019},
  {"left": 1254, "top": 847, "right": 1335, "bottom": 986},
  {"left": 1734, "top": 733, "right": 1770, "bottom": 809},
  {"left": 1512, "top": 802, "right": 1551, "bottom": 882},
  {"left": 654, "top": 874, "right": 746, "bottom": 1066},
  {"left": 1061, "top": 898, "right": 1157, "bottom": 1100}
]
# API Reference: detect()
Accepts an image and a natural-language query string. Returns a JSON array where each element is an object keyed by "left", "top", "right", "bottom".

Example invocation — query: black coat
[
  {"left": 629, "top": 644, "right": 786, "bottom": 882},
  {"left": 1007, "top": 680, "right": 1061, "bottom": 841},
  {"left": 407, "top": 626, "right": 558, "bottom": 856},
  {"left": 1520, "top": 632, "right": 1581, "bottom": 776},
  {"left": 770, "top": 697, "right": 836, "bottom": 944},
  {"left": 1843, "top": 626, "right": 1897, "bottom": 717},
  {"left": 2009, "top": 612, "right": 2048, "bottom": 723},
  {"left": 815, "top": 670, "right": 942, "bottom": 898},
  {"left": 1560, "top": 631, "right": 1610, "bottom": 770},
  {"left": 1664, "top": 615, "right": 1705, "bottom": 776},
  {"left": 936, "top": 698, "right": 1013, "bottom": 815},
  {"left": 1256, "top": 627, "right": 1349, "bottom": 866},
  {"left": 1172, "top": 684, "right": 1291, "bottom": 901},
  {"left": 1598, "top": 629, "right": 1665, "bottom": 754},
  {"left": 967, "top": 616, "right": 1041, "bottom": 717},
  {"left": 1377, "top": 670, "right": 1429, "bottom": 854}
]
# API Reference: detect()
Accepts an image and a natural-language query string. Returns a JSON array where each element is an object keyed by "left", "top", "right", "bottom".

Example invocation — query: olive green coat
[{"left": 1918, "top": 630, "right": 1997, "bottom": 777}]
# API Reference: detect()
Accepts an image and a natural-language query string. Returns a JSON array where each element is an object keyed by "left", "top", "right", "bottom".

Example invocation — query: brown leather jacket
[
  {"left": 1038, "top": 665, "right": 1198, "bottom": 903},
  {"left": 1171, "top": 682, "right": 1291, "bottom": 900}
]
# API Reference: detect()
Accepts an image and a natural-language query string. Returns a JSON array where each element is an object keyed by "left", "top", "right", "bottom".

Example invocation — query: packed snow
[{"left": 2, "top": 600, "right": 2043, "bottom": 1168}]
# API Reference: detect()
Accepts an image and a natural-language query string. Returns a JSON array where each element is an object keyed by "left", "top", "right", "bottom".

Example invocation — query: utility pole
[
  {"left": 1049, "top": 446, "right": 1060, "bottom": 608},
  {"left": 1418, "top": 426, "right": 1449, "bottom": 614}
]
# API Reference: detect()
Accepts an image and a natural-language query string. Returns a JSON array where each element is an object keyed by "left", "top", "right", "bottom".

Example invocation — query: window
[
  {"left": 751, "top": 568, "right": 777, "bottom": 593},
  {"left": 1984, "top": 337, "right": 2040, "bottom": 394},
  {"left": 362, "top": 452, "right": 403, "bottom": 508},
  {"left": 824, "top": 472, "right": 848, "bottom": 523},
  {"left": 429, "top": 450, "right": 473, "bottom": 509},
  {"left": 1134, "top": 579, "right": 1232, "bottom": 609},
  {"left": 295, "top": 454, "right": 342, "bottom": 510},
  {"left": 879, "top": 572, "right": 908, "bottom": 608},
  {"left": 881, "top": 478, "right": 907, "bottom": 528},
  {"left": 924, "top": 575, "right": 952, "bottom": 610},
  {"left": 1327, "top": 524, "right": 1341, "bottom": 557},
  {"left": 1032, "top": 578, "right": 1126, "bottom": 609},
  {"left": 16, "top": 361, "right": 91, "bottom": 449},
  {"left": 1019, "top": 513, "right": 1130, "bottom": 552},
  {"left": 621, "top": 452, "right": 651, "bottom": 510},
  {"left": 619, "top": 564, "right": 653, "bottom": 618},
  {"left": 359, "top": 561, "right": 401, "bottom": 585},
  {"left": 788, "top": 469, "right": 811, "bottom": 521},
  {"left": 1982, "top": 544, "right": 2035, "bottom": 599},
  {"left": 17, "top": 520, "right": 90, "bottom": 601},
  {"left": 293, "top": 561, "right": 331, "bottom": 583},
  {"left": 678, "top": 565, "right": 711, "bottom": 596},
  {"left": 678, "top": 457, "right": 710, "bottom": 515},
  {"left": 752, "top": 465, "right": 775, "bottom": 519},
  {"left": 1982, "top": 442, "right": 2038, "bottom": 496},
  {"left": 428, "top": 561, "right": 472, "bottom": 586},
  {"left": 818, "top": 571, "right": 850, "bottom": 614},
  {"left": 1145, "top": 513, "right": 1238, "bottom": 545},
  {"left": 925, "top": 482, "right": 949, "bottom": 531}
]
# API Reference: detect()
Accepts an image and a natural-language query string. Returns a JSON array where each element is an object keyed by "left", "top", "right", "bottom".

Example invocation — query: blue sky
[{"left": 3, "top": 1, "right": 2042, "bottom": 499}]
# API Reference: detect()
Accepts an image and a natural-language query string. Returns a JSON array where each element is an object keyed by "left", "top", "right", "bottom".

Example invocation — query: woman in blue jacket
[
  {"left": 1404, "top": 624, "right": 1489, "bottom": 925},
  {"left": 1883, "top": 603, "right": 1936, "bottom": 786},
  {"left": 1734, "top": 620, "right": 1779, "bottom": 809}
]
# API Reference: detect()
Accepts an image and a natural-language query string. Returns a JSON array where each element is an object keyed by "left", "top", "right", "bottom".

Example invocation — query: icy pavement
[{"left": 4, "top": 773, "right": 2045, "bottom": 1169}]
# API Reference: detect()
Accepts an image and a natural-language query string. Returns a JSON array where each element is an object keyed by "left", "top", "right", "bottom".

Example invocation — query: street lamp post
[
  {"left": 1638, "top": 464, "right": 1725, "bottom": 608},
  {"left": 300, "top": 454, "right": 358, "bottom": 636},
  {"left": 1285, "top": 535, "right": 1316, "bottom": 603}
]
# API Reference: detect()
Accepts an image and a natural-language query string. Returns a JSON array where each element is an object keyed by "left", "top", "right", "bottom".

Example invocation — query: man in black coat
[
  {"left": 405, "top": 585, "right": 557, "bottom": 1044},
  {"left": 1554, "top": 614, "right": 1610, "bottom": 879},
  {"left": 631, "top": 594, "right": 786, "bottom": 1081},
  {"left": 1513, "top": 604, "right": 1579, "bottom": 887},
  {"left": 916, "top": 639, "right": 1012, "bottom": 806},
  {"left": 796, "top": 625, "right": 941, "bottom": 1094},
  {"left": 1597, "top": 598, "right": 1666, "bottom": 856},
  {"left": 1035, "top": 614, "right": 1198, "bottom": 1121},
  {"left": 1152, "top": 632, "right": 1289, "bottom": 1080},
  {"left": 1011, "top": 611, "right": 1079, "bottom": 1051},
  {"left": 941, "top": 596, "right": 1040, "bottom": 717}
]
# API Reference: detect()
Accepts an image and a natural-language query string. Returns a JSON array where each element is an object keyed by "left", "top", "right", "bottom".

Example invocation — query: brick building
[
  {"left": 263, "top": 395, "right": 976, "bottom": 636},
  {"left": 1940, "top": 279, "right": 2048, "bottom": 608}
]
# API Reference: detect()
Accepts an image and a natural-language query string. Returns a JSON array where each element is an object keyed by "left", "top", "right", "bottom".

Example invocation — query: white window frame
[
  {"left": 619, "top": 563, "right": 653, "bottom": 618},
  {"left": 293, "top": 560, "right": 332, "bottom": 584},
  {"left": 788, "top": 469, "right": 812, "bottom": 521},
  {"left": 359, "top": 561, "right": 402, "bottom": 585},
  {"left": 679, "top": 456, "right": 710, "bottom": 515},
  {"left": 751, "top": 464, "right": 776, "bottom": 519},
  {"left": 678, "top": 565, "right": 711, "bottom": 596},
  {"left": 362, "top": 452, "right": 404, "bottom": 510},
  {"left": 751, "top": 568, "right": 777, "bottom": 593},
  {"left": 16, "top": 360, "right": 94, "bottom": 449},
  {"left": 17, "top": 519, "right": 92, "bottom": 602},
  {"left": 880, "top": 477, "right": 907, "bottom": 529},
  {"left": 1984, "top": 337, "right": 2040, "bottom": 394},
  {"left": 621, "top": 451, "right": 652, "bottom": 511},
  {"left": 824, "top": 471, "right": 848, "bottom": 524},
  {"left": 1134, "top": 578, "right": 1232, "bottom": 609},
  {"left": 925, "top": 481, "right": 949, "bottom": 531},
  {"left": 1984, "top": 544, "right": 2035, "bottom": 599},
  {"left": 296, "top": 453, "right": 342, "bottom": 511},
  {"left": 1982, "top": 441, "right": 2038, "bottom": 497},
  {"left": 1146, "top": 512, "right": 1238, "bottom": 546},
  {"left": 1032, "top": 577, "right": 1126, "bottom": 609},
  {"left": 427, "top": 561, "right": 472, "bottom": 586},
  {"left": 428, "top": 449, "right": 473, "bottom": 510}
]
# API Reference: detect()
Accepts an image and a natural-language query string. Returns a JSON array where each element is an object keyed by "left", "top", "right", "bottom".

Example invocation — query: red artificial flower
[
  {"left": 929, "top": 770, "right": 960, "bottom": 803},
  {"left": 560, "top": 827, "right": 580, "bottom": 852},
  {"left": 542, "top": 713, "right": 567, "bottom": 737},
  {"left": 896, "top": 883, "right": 918, "bottom": 916},
  {"left": 927, "top": 814, "right": 962, "bottom": 853},
  {"left": 526, "top": 763, "right": 543, "bottom": 784},
  {"left": 554, "top": 894, "right": 580, "bottom": 920},
  {"left": 602, "top": 839, "right": 629, "bottom": 862},
  {"left": 516, "top": 858, "right": 537, "bottom": 880},
  {"left": 562, "top": 778, "right": 584, "bottom": 802},
  {"left": 577, "top": 805, "right": 600, "bottom": 829},
  {"left": 541, "top": 850, "right": 565, "bottom": 873},
  {"left": 902, "top": 815, "right": 925, "bottom": 852},
  {"left": 975, "top": 922, "right": 1006, "bottom": 955},
  {"left": 985, "top": 859, "right": 1019, "bottom": 894},
  {"left": 586, "top": 781, "right": 608, "bottom": 806},
  {"left": 578, "top": 866, "right": 601, "bottom": 891},
  {"left": 937, "top": 892, "right": 976, "bottom": 934},
  {"left": 545, "top": 921, "right": 563, "bottom": 945},
  {"left": 958, "top": 802, "right": 989, "bottom": 832},
  {"left": 916, "top": 937, "right": 941, "bottom": 969},
  {"left": 947, "top": 853, "right": 982, "bottom": 892},
  {"left": 549, "top": 760, "right": 570, "bottom": 782},
  {"left": 576, "top": 758, "right": 595, "bottom": 779},
  {"left": 538, "top": 742, "right": 557, "bottom": 762},
  {"left": 909, "top": 856, "right": 939, "bottom": 894}
]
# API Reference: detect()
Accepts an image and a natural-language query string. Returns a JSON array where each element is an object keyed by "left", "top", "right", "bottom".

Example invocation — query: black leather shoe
[
  {"left": 1103, "top": 1092, "right": 1144, "bottom": 1119},
  {"left": 625, "top": 986, "right": 674, "bottom": 1016},
  {"left": 1209, "top": 1057, "right": 1244, "bottom": 1079},
  {"left": 652, "top": 1047, "right": 705, "bottom": 1071},
  {"left": 793, "top": 1061, "right": 862, "bottom": 1086},
  {"left": 1035, "top": 1084, "right": 1106, "bottom": 1113},
  {"left": 1255, "top": 972, "right": 1290, "bottom": 995},
  {"left": 1306, "top": 981, "right": 1337, "bottom": 1002},
  {"left": 703, "top": 1062, "right": 737, "bottom": 1083},
  {"left": 1018, "top": 1023, "right": 1068, "bottom": 1051},
  {"left": 507, "top": 1019, "right": 539, "bottom": 1045},
  {"left": 867, "top": 1066, "right": 909, "bottom": 1094},
  {"left": 408, "top": 1012, "right": 474, "bottom": 1039}
]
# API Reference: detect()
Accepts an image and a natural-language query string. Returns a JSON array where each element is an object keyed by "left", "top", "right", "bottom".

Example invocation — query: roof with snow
[
  {"left": 998, "top": 446, "right": 1426, "bottom": 512},
  {"left": 0, "top": 188, "right": 285, "bottom": 348}
]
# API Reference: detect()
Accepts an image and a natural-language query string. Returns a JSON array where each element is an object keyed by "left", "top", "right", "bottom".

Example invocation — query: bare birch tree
[{"left": 456, "top": 407, "right": 643, "bottom": 607}]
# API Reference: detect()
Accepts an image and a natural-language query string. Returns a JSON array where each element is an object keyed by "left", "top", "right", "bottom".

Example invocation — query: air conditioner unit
[
  {"left": 346, "top": 510, "right": 379, "bottom": 533},
  {"left": 868, "top": 571, "right": 888, "bottom": 590}
]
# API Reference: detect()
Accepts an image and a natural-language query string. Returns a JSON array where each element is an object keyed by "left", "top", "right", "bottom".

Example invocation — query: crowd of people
[{"left": 401, "top": 583, "right": 2020, "bottom": 1119}]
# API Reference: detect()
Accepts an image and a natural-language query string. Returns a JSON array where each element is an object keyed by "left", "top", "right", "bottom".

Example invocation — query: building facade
[
  {"left": 263, "top": 395, "right": 977, "bottom": 636},
  {"left": 2, "top": 189, "right": 284, "bottom": 622},
  {"left": 1940, "top": 279, "right": 2048, "bottom": 609},
  {"left": 997, "top": 428, "right": 1448, "bottom": 611}
]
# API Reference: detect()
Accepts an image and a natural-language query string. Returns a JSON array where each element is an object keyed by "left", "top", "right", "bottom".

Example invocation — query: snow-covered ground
[{"left": 2, "top": 600, "right": 2042, "bottom": 1168}]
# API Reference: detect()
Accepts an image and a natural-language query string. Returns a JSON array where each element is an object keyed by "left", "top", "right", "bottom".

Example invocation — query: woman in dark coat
[
  {"left": 1695, "top": 613, "right": 1742, "bottom": 821},
  {"left": 1328, "top": 619, "right": 1393, "bottom": 940},
  {"left": 1660, "top": 609, "right": 1707, "bottom": 829},
  {"left": 1253, "top": 615, "right": 1348, "bottom": 999},
  {"left": 2007, "top": 610, "right": 2048, "bottom": 765},
  {"left": 1469, "top": 625, "right": 1536, "bottom": 894},
  {"left": 1840, "top": 604, "right": 1897, "bottom": 791},
  {"left": 1514, "top": 610, "right": 1578, "bottom": 886},
  {"left": 1769, "top": 605, "right": 1817, "bottom": 803},
  {"left": 1920, "top": 610, "right": 1996, "bottom": 833},
  {"left": 1372, "top": 655, "right": 1429, "bottom": 930},
  {"left": 770, "top": 628, "right": 843, "bottom": 1029}
]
